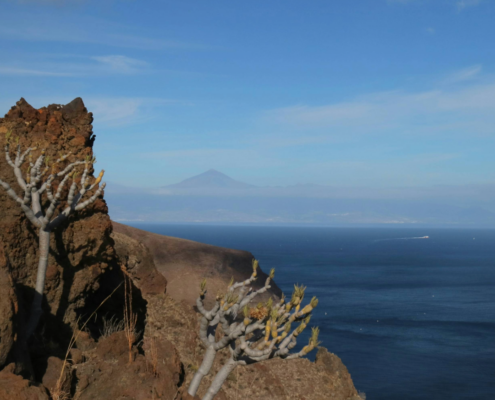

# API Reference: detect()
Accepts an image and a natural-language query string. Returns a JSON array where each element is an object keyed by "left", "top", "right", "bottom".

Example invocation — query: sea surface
[{"left": 128, "top": 224, "right": 495, "bottom": 400}]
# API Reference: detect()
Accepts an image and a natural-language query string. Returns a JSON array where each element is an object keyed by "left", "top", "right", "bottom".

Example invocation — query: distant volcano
[{"left": 164, "top": 169, "right": 255, "bottom": 190}]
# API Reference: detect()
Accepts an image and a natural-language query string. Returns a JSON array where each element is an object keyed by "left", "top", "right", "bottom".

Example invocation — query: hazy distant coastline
[{"left": 106, "top": 170, "right": 495, "bottom": 227}]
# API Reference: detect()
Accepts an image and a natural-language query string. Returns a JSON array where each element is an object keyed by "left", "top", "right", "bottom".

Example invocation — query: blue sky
[{"left": 1, "top": 0, "right": 495, "bottom": 190}]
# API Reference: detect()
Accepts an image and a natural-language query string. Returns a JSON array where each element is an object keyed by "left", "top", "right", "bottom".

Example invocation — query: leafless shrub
[{"left": 100, "top": 315, "right": 125, "bottom": 337}]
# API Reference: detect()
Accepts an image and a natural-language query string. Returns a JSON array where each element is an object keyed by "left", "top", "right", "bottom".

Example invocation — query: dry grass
[
  {"left": 121, "top": 264, "right": 138, "bottom": 364},
  {"left": 99, "top": 315, "right": 125, "bottom": 337},
  {"left": 51, "top": 282, "right": 123, "bottom": 400},
  {"left": 146, "top": 337, "right": 159, "bottom": 377}
]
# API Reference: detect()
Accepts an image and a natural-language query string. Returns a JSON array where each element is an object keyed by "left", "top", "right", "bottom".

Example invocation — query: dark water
[{"left": 129, "top": 224, "right": 495, "bottom": 400}]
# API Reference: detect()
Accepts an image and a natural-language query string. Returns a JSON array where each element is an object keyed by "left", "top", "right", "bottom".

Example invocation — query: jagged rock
[
  {"left": 74, "top": 331, "right": 183, "bottom": 400},
  {"left": 0, "top": 242, "right": 16, "bottom": 368},
  {"left": 0, "top": 369, "right": 49, "bottom": 400},
  {"left": 69, "top": 348, "right": 83, "bottom": 365},
  {"left": 0, "top": 98, "right": 115, "bottom": 339},
  {"left": 315, "top": 348, "right": 362, "bottom": 400},
  {"left": 41, "top": 356, "right": 72, "bottom": 397},
  {"left": 74, "top": 330, "right": 96, "bottom": 352},
  {"left": 111, "top": 231, "right": 167, "bottom": 297}
]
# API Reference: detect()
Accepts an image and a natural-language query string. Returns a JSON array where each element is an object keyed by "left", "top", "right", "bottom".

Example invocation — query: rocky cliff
[
  {"left": 0, "top": 98, "right": 115, "bottom": 342},
  {"left": 0, "top": 98, "right": 362, "bottom": 400}
]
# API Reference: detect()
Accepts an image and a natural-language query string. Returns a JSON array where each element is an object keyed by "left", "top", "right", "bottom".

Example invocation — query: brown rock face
[
  {"left": 0, "top": 369, "right": 49, "bottom": 400},
  {"left": 145, "top": 291, "right": 362, "bottom": 400},
  {"left": 0, "top": 243, "right": 16, "bottom": 368},
  {"left": 0, "top": 98, "right": 115, "bottom": 338},
  {"left": 315, "top": 348, "right": 362, "bottom": 400},
  {"left": 74, "top": 331, "right": 183, "bottom": 400},
  {"left": 41, "top": 356, "right": 71, "bottom": 396},
  {"left": 112, "top": 222, "right": 282, "bottom": 306},
  {"left": 112, "top": 231, "right": 167, "bottom": 297}
]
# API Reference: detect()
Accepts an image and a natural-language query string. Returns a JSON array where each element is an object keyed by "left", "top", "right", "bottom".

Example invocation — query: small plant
[
  {"left": 187, "top": 260, "right": 321, "bottom": 400},
  {"left": 147, "top": 337, "right": 159, "bottom": 377},
  {"left": 0, "top": 132, "right": 106, "bottom": 338},
  {"left": 100, "top": 315, "right": 125, "bottom": 337},
  {"left": 121, "top": 265, "right": 138, "bottom": 364}
]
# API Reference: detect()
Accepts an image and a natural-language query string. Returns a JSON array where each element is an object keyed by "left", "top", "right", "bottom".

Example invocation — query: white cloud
[
  {"left": 457, "top": 0, "right": 482, "bottom": 11},
  {"left": 86, "top": 98, "right": 144, "bottom": 126},
  {"left": 91, "top": 55, "right": 148, "bottom": 74},
  {"left": 0, "top": 13, "right": 205, "bottom": 50},
  {"left": 85, "top": 97, "right": 182, "bottom": 127},
  {"left": 443, "top": 65, "right": 482, "bottom": 83},
  {"left": 0, "top": 54, "right": 149, "bottom": 77},
  {"left": 265, "top": 67, "right": 495, "bottom": 138}
]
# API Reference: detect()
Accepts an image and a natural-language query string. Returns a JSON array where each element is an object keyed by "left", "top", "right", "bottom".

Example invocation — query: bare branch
[{"left": 74, "top": 182, "right": 105, "bottom": 211}]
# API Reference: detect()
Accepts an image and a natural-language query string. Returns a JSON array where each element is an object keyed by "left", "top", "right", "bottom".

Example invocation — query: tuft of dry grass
[
  {"left": 100, "top": 315, "right": 125, "bottom": 337},
  {"left": 146, "top": 337, "right": 159, "bottom": 377},
  {"left": 121, "top": 264, "right": 138, "bottom": 364}
]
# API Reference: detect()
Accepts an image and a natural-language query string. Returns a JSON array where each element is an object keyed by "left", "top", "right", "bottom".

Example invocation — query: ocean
[{"left": 128, "top": 224, "right": 495, "bottom": 400}]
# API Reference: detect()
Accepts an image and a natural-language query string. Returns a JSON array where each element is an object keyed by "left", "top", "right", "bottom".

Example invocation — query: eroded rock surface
[
  {"left": 145, "top": 293, "right": 361, "bottom": 400},
  {"left": 0, "top": 368, "right": 49, "bottom": 400},
  {"left": 0, "top": 98, "right": 115, "bottom": 338},
  {"left": 73, "top": 331, "right": 182, "bottom": 400},
  {"left": 0, "top": 243, "right": 16, "bottom": 368},
  {"left": 111, "top": 230, "right": 167, "bottom": 297}
]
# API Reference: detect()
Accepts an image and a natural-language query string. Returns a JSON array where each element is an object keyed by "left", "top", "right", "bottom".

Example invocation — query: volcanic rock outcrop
[{"left": 0, "top": 98, "right": 115, "bottom": 342}]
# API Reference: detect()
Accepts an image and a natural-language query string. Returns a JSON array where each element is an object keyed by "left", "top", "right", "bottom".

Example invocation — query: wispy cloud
[
  {"left": 443, "top": 64, "right": 482, "bottom": 84},
  {"left": 424, "top": 27, "right": 436, "bottom": 35},
  {"left": 264, "top": 66, "right": 495, "bottom": 139},
  {"left": 457, "top": 0, "right": 482, "bottom": 11},
  {"left": 86, "top": 97, "right": 183, "bottom": 127},
  {"left": 0, "top": 13, "right": 205, "bottom": 50},
  {"left": 0, "top": 54, "right": 149, "bottom": 77},
  {"left": 91, "top": 55, "right": 148, "bottom": 74},
  {"left": 87, "top": 98, "right": 145, "bottom": 126}
]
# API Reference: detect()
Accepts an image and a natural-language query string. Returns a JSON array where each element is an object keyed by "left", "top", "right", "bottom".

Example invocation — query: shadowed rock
[{"left": 0, "top": 243, "right": 16, "bottom": 368}]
